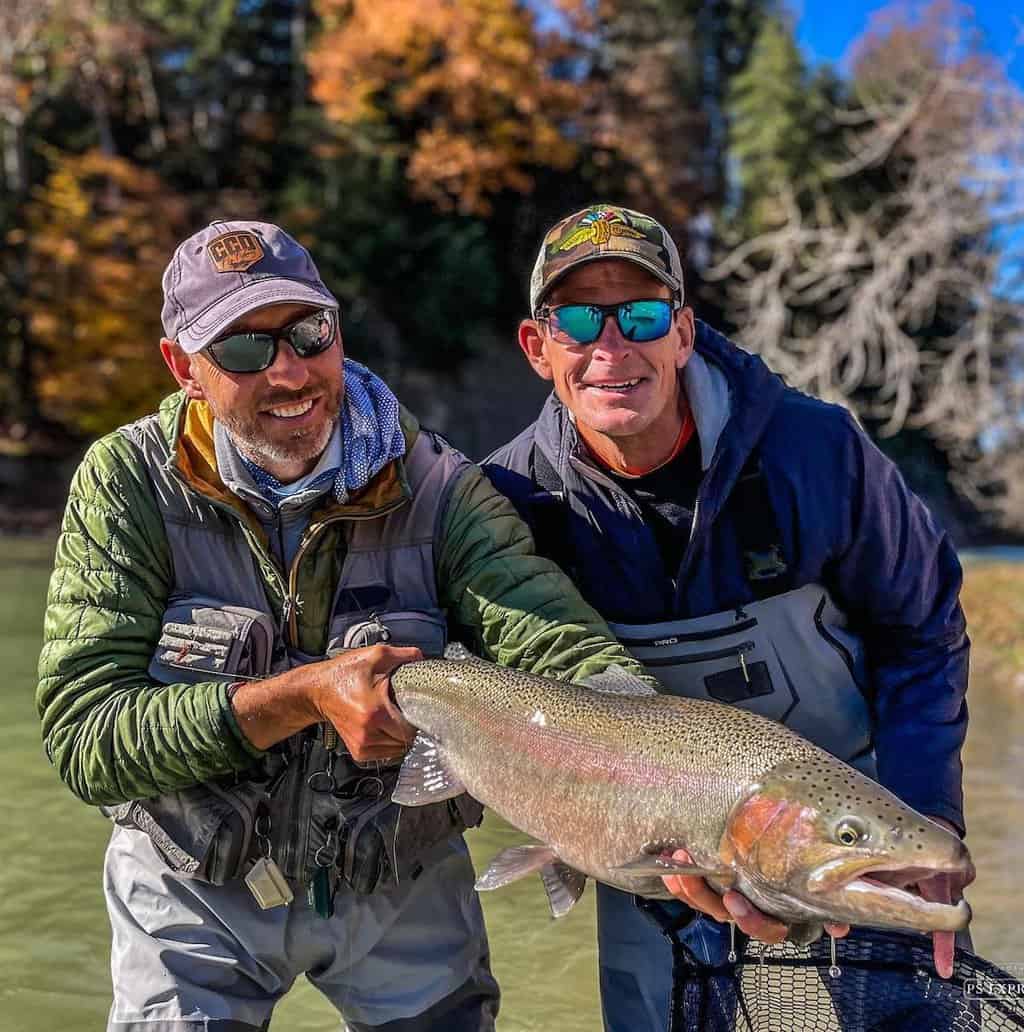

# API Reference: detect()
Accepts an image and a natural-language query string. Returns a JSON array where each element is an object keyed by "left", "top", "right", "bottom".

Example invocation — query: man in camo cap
[{"left": 486, "top": 203, "right": 971, "bottom": 1030}]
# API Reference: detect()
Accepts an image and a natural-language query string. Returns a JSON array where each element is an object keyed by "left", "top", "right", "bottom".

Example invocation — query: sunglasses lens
[
  {"left": 207, "top": 333, "right": 276, "bottom": 373},
  {"left": 290, "top": 310, "right": 337, "bottom": 356},
  {"left": 618, "top": 300, "right": 673, "bottom": 342},
  {"left": 549, "top": 305, "right": 604, "bottom": 344}
]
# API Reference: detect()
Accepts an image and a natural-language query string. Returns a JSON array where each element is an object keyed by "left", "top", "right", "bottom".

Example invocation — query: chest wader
[{"left": 102, "top": 416, "right": 483, "bottom": 907}]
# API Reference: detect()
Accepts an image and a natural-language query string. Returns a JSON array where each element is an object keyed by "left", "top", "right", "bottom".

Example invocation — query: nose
[
  {"left": 264, "top": 339, "right": 310, "bottom": 389},
  {"left": 590, "top": 314, "right": 632, "bottom": 359}
]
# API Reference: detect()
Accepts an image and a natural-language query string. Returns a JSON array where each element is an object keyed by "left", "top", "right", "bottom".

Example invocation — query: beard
[{"left": 216, "top": 377, "right": 344, "bottom": 478}]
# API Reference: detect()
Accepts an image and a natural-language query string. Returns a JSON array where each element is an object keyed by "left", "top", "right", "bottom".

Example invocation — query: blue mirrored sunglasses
[{"left": 536, "top": 299, "right": 680, "bottom": 346}]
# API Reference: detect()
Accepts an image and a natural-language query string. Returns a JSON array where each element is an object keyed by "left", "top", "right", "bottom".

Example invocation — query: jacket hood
[{"left": 532, "top": 319, "right": 787, "bottom": 488}]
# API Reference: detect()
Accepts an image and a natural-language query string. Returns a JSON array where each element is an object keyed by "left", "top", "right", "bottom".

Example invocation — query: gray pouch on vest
[
  {"left": 113, "top": 597, "right": 280, "bottom": 883},
  {"left": 104, "top": 775, "right": 268, "bottom": 884},
  {"left": 149, "top": 597, "right": 276, "bottom": 684},
  {"left": 325, "top": 762, "right": 483, "bottom": 894}
]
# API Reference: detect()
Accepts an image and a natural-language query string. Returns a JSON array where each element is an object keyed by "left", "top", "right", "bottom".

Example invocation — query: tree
[
  {"left": 711, "top": 2, "right": 1024, "bottom": 531},
  {"left": 727, "top": 15, "right": 835, "bottom": 230},
  {"left": 307, "top": 0, "right": 583, "bottom": 216},
  {"left": 23, "top": 149, "right": 190, "bottom": 436}
]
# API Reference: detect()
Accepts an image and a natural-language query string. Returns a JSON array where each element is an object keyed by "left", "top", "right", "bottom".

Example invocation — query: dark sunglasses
[
  {"left": 536, "top": 299, "right": 680, "bottom": 346},
  {"left": 204, "top": 309, "right": 338, "bottom": 373}
]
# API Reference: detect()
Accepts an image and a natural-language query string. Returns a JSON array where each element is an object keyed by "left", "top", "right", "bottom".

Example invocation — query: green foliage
[{"left": 726, "top": 15, "right": 834, "bottom": 227}]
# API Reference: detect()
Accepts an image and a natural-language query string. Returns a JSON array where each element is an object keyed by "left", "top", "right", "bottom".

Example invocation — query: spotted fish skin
[{"left": 391, "top": 660, "right": 973, "bottom": 934}]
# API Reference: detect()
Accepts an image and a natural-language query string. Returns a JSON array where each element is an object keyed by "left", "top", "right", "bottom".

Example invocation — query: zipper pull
[{"left": 368, "top": 612, "right": 392, "bottom": 644}]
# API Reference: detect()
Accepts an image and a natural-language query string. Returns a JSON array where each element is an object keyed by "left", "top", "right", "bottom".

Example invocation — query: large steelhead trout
[{"left": 390, "top": 658, "right": 973, "bottom": 942}]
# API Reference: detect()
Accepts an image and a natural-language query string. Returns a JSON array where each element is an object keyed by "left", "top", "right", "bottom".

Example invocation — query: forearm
[
  {"left": 41, "top": 675, "right": 263, "bottom": 806},
  {"left": 230, "top": 666, "right": 321, "bottom": 750},
  {"left": 437, "top": 465, "right": 647, "bottom": 682}
]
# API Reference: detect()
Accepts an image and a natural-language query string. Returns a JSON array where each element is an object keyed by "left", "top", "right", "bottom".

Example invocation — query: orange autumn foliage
[
  {"left": 308, "top": 0, "right": 584, "bottom": 214},
  {"left": 23, "top": 149, "right": 190, "bottom": 435}
]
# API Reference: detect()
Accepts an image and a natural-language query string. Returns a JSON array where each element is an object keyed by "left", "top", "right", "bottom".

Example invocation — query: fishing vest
[
  {"left": 516, "top": 446, "right": 877, "bottom": 777},
  {"left": 103, "top": 411, "right": 482, "bottom": 892}
]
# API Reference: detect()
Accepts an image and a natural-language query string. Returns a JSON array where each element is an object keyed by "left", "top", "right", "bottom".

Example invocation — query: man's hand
[
  {"left": 661, "top": 848, "right": 850, "bottom": 946},
  {"left": 230, "top": 644, "right": 421, "bottom": 756},
  {"left": 311, "top": 644, "right": 421, "bottom": 762},
  {"left": 917, "top": 816, "right": 973, "bottom": 979}
]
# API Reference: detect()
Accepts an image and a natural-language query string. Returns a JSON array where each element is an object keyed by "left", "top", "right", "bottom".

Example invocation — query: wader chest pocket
[
  {"left": 705, "top": 660, "right": 773, "bottom": 704},
  {"left": 327, "top": 609, "right": 448, "bottom": 657},
  {"left": 149, "top": 599, "right": 275, "bottom": 683}
]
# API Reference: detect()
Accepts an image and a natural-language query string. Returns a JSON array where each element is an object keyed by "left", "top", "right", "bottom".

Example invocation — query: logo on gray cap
[{"left": 207, "top": 230, "right": 265, "bottom": 273}]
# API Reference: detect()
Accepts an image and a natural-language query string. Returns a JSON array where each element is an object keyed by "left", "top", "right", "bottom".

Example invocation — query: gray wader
[
  {"left": 597, "top": 583, "right": 877, "bottom": 1032},
  {"left": 102, "top": 416, "right": 497, "bottom": 1032}
]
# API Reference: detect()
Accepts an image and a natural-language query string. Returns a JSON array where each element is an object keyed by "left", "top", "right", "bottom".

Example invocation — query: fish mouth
[{"left": 808, "top": 860, "right": 973, "bottom": 931}]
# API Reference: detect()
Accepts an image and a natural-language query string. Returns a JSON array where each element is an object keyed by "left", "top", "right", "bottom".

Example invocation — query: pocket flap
[
  {"left": 149, "top": 598, "right": 276, "bottom": 684},
  {"left": 327, "top": 609, "right": 448, "bottom": 658}
]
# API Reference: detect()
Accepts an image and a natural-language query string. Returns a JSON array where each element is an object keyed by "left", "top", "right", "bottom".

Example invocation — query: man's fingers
[
  {"left": 372, "top": 645, "right": 423, "bottom": 675},
  {"left": 662, "top": 874, "right": 731, "bottom": 922},
  {"left": 723, "top": 891, "right": 789, "bottom": 945}
]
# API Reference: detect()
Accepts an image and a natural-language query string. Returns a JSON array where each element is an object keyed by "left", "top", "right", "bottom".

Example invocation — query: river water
[{"left": 1, "top": 538, "right": 1021, "bottom": 1031}]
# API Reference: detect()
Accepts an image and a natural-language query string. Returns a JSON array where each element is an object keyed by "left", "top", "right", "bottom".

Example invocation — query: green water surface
[{"left": 2, "top": 537, "right": 1021, "bottom": 1031}]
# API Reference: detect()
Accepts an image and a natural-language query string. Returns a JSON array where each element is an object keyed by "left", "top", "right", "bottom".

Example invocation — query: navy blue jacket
[{"left": 484, "top": 321, "right": 969, "bottom": 832}]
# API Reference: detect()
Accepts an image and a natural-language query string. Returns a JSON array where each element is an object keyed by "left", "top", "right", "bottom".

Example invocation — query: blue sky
[{"left": 793, "top": 1, "right": 1022, "bottom": 85}]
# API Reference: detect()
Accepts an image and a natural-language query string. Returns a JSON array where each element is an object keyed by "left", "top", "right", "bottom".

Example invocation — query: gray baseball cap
[{"left": 161, "top": 220, "right": 339, "bottom": 354}]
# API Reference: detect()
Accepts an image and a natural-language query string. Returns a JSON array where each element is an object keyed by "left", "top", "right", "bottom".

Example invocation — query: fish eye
[{"left": 835, "top": 818, "right": 868, "bottom": 847}]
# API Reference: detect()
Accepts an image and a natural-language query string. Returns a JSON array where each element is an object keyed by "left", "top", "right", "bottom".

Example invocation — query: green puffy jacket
[{"left": 38, "top": 391, "right": 645, "bottom": 806}]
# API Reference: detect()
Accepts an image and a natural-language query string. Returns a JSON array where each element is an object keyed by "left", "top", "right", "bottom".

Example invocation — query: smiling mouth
[
  {"left": 585, "top": 379, "right": 642, "bottom": 391},
  {"left": 265, "top": 397, "right": 316, "bottom": 419}
]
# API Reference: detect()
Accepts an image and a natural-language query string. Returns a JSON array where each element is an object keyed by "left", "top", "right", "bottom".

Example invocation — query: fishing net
[{"left": 666, "top": 928, "right": 1024, "bottom": 1032}]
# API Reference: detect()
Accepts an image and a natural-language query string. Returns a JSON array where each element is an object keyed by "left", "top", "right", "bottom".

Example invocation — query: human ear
[
  {"left": 518, "top": 320, "right": 553, "bottom": 381},
  {"left": 674, "top": 306, "right": 696, "bottom": 369},
  {"left": 160, "top": 338, "right": 206, "bottom": 399}
]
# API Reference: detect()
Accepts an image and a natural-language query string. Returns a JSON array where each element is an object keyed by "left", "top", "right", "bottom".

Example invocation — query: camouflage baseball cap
[
  {"left": 529, "top": 204, "right": 684, "bottom": 314},
  {"left": 161, "top": 220, "right": 339, "bottom": 354}
]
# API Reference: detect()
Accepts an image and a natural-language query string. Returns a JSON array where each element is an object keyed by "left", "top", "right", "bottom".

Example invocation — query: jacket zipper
[
  {"left": 813, "top": 596, "right": 858, "bottom": 682},
  {"left": 640, "top": 639, "right": 755, "bottom": 669},
  {"left": 285, "top": 496, "right": 407, "bottom": 643}
]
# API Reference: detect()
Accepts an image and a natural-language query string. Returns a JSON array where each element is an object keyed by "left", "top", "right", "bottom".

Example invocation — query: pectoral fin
[
  {"left": 392, "top": 732, "right": 466, "bottom": 806},
  {"left": 540, "top": 861, "right": 587, "bottom": 918},
  {"left": 611, "top": 854, "right": 735, "bottom": 882},
  {"left": 476, "top": 844, "right": 558, "bottom": 891}
]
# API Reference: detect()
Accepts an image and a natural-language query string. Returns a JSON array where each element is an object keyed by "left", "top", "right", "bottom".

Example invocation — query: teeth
[
  {"left": 268, "top": 399, "right": 314, "bottom": 418},
  {"left": 594, "top": 379, "right": 640, "bottom": 390}
]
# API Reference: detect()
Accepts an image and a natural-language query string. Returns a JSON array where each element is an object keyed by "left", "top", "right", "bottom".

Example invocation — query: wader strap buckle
[{"left": 733, "top": 456, "right": 792, "bottom": 599}]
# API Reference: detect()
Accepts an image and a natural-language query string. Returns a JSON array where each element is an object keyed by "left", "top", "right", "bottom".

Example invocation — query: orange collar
[{"left": 591, "top": 409, "right": 696, "bottom": 479}]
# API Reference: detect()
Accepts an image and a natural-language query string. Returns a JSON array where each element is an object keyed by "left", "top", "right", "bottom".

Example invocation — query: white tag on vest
[{"left": 245, "top": 856, "right": 294, "bottom": 909}]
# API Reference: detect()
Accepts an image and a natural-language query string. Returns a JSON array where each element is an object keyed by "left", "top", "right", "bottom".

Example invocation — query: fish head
[{"left": 721, "top": 758, "right": 974, "bottom": 932}]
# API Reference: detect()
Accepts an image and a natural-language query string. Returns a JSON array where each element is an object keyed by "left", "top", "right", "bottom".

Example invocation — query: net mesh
[{"left": 668, "top": 930, "right": 1024, "bottom": 1032}]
